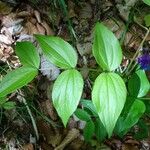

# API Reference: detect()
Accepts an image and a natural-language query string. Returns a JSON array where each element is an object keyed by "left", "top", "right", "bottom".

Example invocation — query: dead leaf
[
  {"left": 116, "top": 0, "right": 138, "bottom": 21},
  {"left": 77, "top": 42, "right": 92, "bottom": 56},
  {"left": 40, "top": 100, "right": 57, "bottom": 120},
  {"left": 34, "top": 10, "right": 42, "bottom": 23},
  {"left": 23, "top": 144, "right": 34, "bottom": 150},
  {"left": 0, "top": 1, "right": 13, "bottom": 15},
  {"left": 66, "top": 137, "right": 84, "bottom": 150},
  {"left": 36, "top": 23, "right": 46, "bottom": 34},
  {"left": 29, "top": 18, "right": 37, "bottom": 25},
  {"left": 41, "top": 21, "right": 55, "bottom": 35},
  {"left": 0, "top": 34, "right": 13, "bottom": 45},
  {"left": 79, "top": 3, "right": 92, "bottom": 19},
  {"left": 40, "top": 56, "right": 60, "bottom": 81},
  {"left": 122, "top": 144, "right": 139, "bottom": 150},
  {"left": 2, "top": 13, "right": 23, "bottom": 27},
  {"left": 55, "top": 128, "right": 80, "bottom": 150},
  {"left": 103, "top": 19, "right": 125, "bottom": 39},
  {"left": 25, "top": 21, "right": 39, "bottom": 35},
  {"left": 37, "top": 119, "right": 62, "bottom": 147},
  {"left": 16, "top": 11, "right": 32, "bottom": 17}
]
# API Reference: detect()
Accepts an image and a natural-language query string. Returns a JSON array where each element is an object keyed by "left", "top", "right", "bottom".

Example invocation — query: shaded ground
[{"left": 0, "top": 0, "right": 150, "bottom": 149}]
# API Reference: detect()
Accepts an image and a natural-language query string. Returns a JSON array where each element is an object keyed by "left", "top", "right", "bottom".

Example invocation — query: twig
[{"left": 124, "top": 28, "right": 150, "bottom": 76}]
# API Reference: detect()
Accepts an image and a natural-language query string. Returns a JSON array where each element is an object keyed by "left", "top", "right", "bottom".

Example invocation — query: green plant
[
  {"left": 0, "top": 97, "right": 15, "bottom": 110},
  {"left": 143, "top": 0, "right": 150, "bottom": 6},
  {"left": 0, "top": 22, "right": 149, "bottom": 141}
]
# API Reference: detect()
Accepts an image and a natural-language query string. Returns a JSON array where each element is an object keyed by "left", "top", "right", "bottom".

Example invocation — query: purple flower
[{"left": 138, "top": 54, "right": 150, "bottom": 70}]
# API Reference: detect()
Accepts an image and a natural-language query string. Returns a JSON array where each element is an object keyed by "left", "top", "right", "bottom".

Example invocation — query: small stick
[{"left": 124, "top": 28, "right": 150, "bottom": 76}]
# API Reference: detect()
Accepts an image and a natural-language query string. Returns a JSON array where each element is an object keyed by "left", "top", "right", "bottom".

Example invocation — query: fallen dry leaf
[
  {"left": 41, "top": 21, "right": 55, "bottom": 35},
  {"left": 22, "top": 143, "right": 34, "bottom": 150},
  {"left": 24, "top": 21, "right": 39, "bottom": 35},
  {"left": 0, "top": 1, "right": 13, "bottom": 15},
  {"left": 37, "top": 119, "right": 62, "bottom": 147},
  {"left": 40, "top": 55, "right": 60, "bottom": 81},
  {"left": 40, "top": 100, "right": 57, "bottom": 120},
  {"left": 34, "top": 10, "right": 42, "bottom": 23},
  {"left": 122, "top": 144, "right": 139, "bottom": 150},
  {"left": 36, "top": 23, "right": 46, "bottom": 34},
  {"left": 2, "top": 13, "right": 23, "bottom": 28},
  {"left": 55, "top": 128, "right": 80, "bottom": 150},
  {"left": 0, "top": 34, "right": 13, "bottom": 45}
]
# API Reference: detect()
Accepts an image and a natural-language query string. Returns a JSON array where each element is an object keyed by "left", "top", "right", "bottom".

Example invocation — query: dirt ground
[{"left": 0, "top": 0, "right": 150, "bottom": 149}]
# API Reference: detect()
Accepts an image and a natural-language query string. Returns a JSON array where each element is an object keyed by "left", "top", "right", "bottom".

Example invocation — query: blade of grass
[{"left": 58, "top": 0, "right": 77, "bottom": 42}]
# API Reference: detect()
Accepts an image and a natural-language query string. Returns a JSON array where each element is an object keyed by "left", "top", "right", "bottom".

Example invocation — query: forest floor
[{"left": 0, "top": 0, "right": 150, "bottom": 149}]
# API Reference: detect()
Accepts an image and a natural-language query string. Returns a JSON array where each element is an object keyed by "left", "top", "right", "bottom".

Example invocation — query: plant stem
[
  {"left": 18, "top": 90, "right": 39, "bottom": 140},
  {"left": 30, "top": 105, "right": 60, "bottom": 128},
  {"left": 124, "top": 28, "right": 150, "bottom": 76},
  {"left": 140, "top": 97, "right": 150, "bottom": 100},
  {"left": 58, "top": 0, "right": 77, "bottom": 41}
]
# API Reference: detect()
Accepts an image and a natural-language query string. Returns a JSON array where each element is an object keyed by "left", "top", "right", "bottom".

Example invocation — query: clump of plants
[{"left": 0, "top": 14, "right": 150, "bottom": 142}]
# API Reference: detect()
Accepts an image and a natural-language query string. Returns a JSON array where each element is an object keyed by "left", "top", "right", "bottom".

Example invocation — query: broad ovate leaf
[
  {"left": 128, "top": 69, "right": 150, "bottom": 98},
  {"left": 75, "top": 108, "right": 91, "bottom": 121},
  {"left": 83, "top": 120, "right": 95, "bottom": 141},
  {"left": 35, "top": 35, "right": 77, "bottom": 69},
  {"left": 121, "top": 99, "right": 145, "bottom": 134},
  {"left": 80, "top": 99, "right": 98, "bottom": 116},
  {"left": 143, "top": 0, "right": 150, "bottom": 6},
  {"left": 52, "top": 69, "right": 83, "bottom": 126},
  {"left": 16, "top": 41, "right": 40, "bottom": 69},
  {"left": 92, "top": 72, "right": 127, "bottom": 137},
  {"left": 0, "top": 67, "right": 38, "bottom": 97},
  {"left": 95, "top": 118, "right": 107, "bottom": 141},
  {"left": 92, "top": 22, "right": 122, "bottom": 71}
]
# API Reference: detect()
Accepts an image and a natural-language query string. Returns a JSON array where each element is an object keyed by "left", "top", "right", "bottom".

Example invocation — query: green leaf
[
  {"left": 52, "top": 69, "right": 83, "bottom": 126},
  {"left": 35, "top": 35, "right": 77, "bottom": 69},
  {"left": 92, "top": 22, "right": 122, "bottom": 71},
  {"left": 83, "top": 120, "right": 95, "bottom": 141},
  {"left": 75, "top": 108, "right": 91, "bottom": 121},
  {"left": 128, "top": 69, "right": 150, "bottom": 98},
  {"left": 121, "top": 96, "right": 136, "bottom": 117},
  {"left": 144, "top": 100, "right": 150, "bottom": 114},
  {"left": 114, "top": 117, "right": 125, "bottom": 137},
  {"left": 16, "top": 41, "right": 40, "bottom": 69},
  {"left": 0, "top": 97, "right": 7, "bottom": 105},
  {"left": 0, "top": 67, "right": 38, "bottom": 97},
  {"left": 3, "top": 101, "right": 16, "bottom": 110},
  {"left": 144, "top": 14, "right": 150, "bottom": 27},
  {"left": 134, "top": 120, "right": 149, "bottom": 140},
  {"left": 92, "top": 72, "right": 127, "bottom": 137},
  {"left": 121, "top": 99, "right": 145, "bottom": 134},
  {"left": 80, "top": 99, "right": 98, "bottom": 116},
  {"left": 143, "top": 0, "right": 150, "bottom": 6},
  {"left": 95, "top": 118, "right": 107, "bottom": 141}
]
